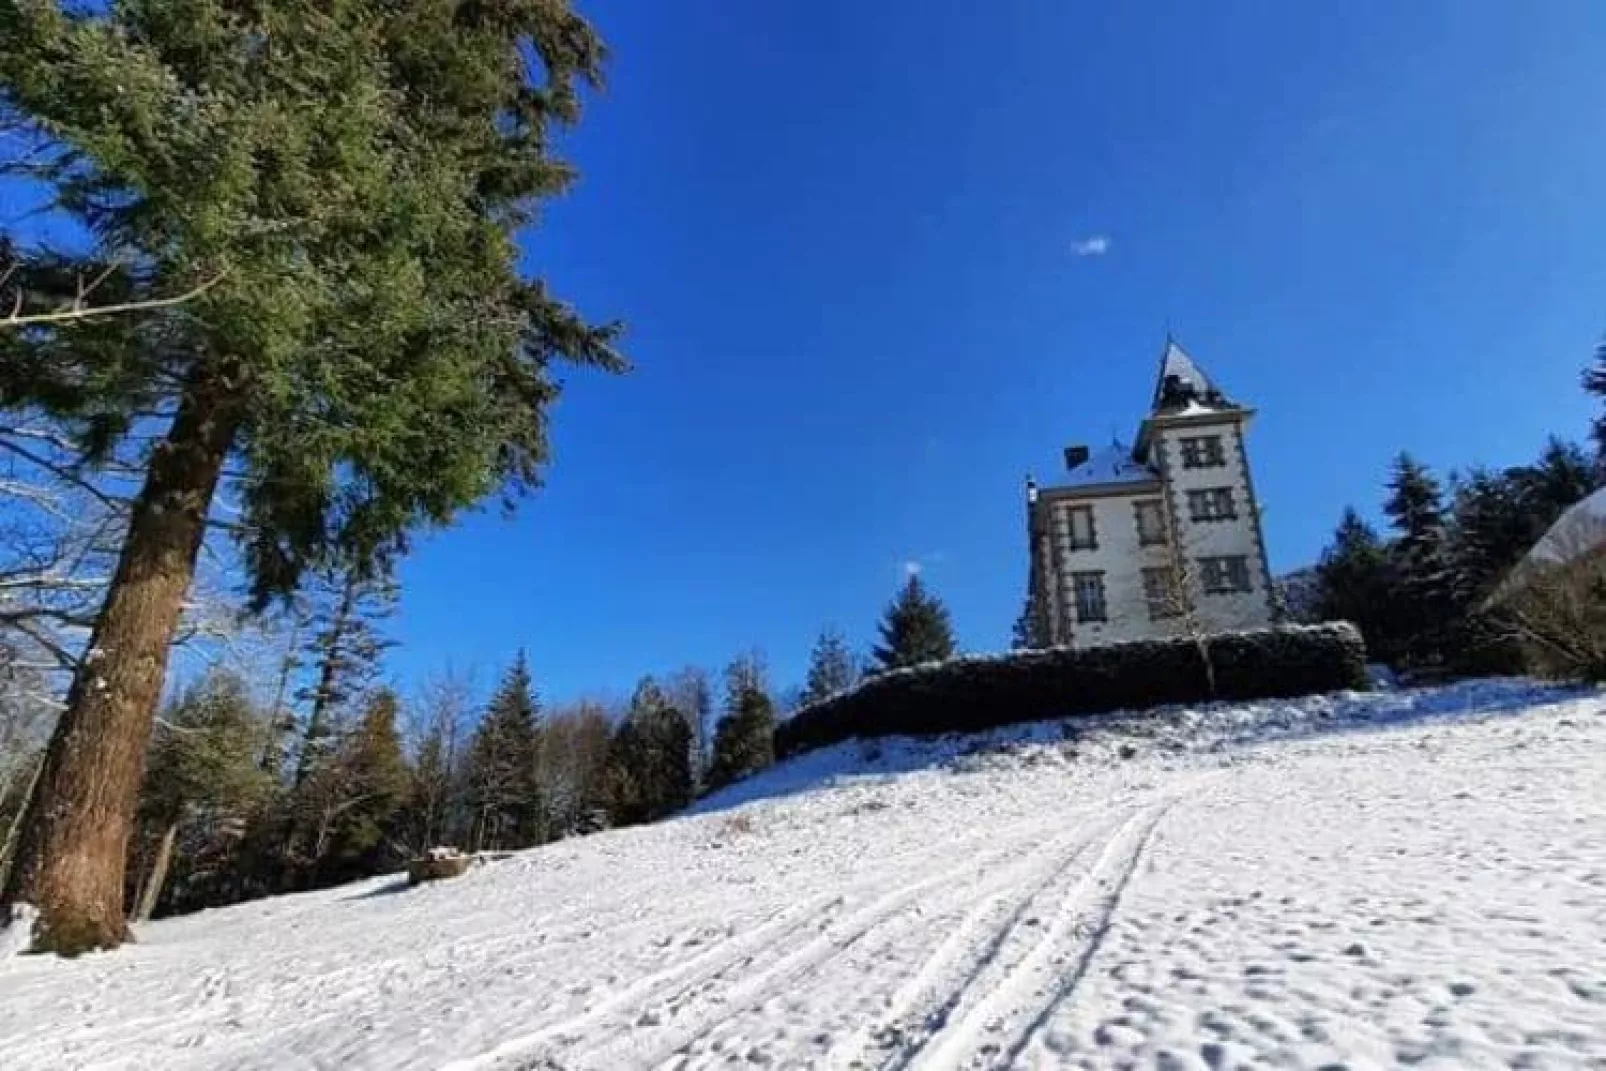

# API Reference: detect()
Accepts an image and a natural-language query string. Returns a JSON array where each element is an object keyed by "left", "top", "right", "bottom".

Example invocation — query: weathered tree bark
[
  {"left": 132, "top": 819, "right": 178, "bottom": 923},
  {"left": 0, "top": 361, "right": 241, "bottom": 954}
]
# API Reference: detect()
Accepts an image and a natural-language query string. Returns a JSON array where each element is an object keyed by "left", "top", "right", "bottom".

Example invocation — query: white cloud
[
  {"left": 899, "top": 551, "right": 948, "bottom": 578},
  {"left": 1071, "top": 235, "right": 1111, "bottom": 257}
]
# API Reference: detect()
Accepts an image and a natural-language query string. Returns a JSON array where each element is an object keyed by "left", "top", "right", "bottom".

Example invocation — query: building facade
[{"left": 1025, "top": 340, "right": 1276, "bottom": 647}]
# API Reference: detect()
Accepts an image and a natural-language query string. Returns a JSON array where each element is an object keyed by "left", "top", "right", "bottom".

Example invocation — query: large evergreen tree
[
  {"left": 871, "top": 574, "right": 956, "bottom": 672},
  {"left": 800, "top": 627, "right": 858, "bottom": 707},
  {"left": 604, "top": 678, "right": 693, "bottom": 827},
  {"left": 705, "top": 654, "right": 775, "bottom": 792},
  {"left": 0, "top": 1, "right": 622, "bottom": 950},
  {"left": 1312, "top": 508, "right": 1398, "bottom": 661},
  {"left": 464, "top": 654, "right": 543, "bottom": 852},
  {"left": 292, "top": 565, "right": 397, "bottom": 789},
  {"left": 1383, "top": 453, "right": 1453, "bottom": 666},
  {"left": 1449, "top": 469, "right": 1536, "bottom": 603},
  {"left": 1519, "top": 437, "right": 1597, "bottom": 528}
]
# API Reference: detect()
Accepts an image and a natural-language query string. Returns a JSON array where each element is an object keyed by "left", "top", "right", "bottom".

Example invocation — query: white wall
[
  {"left": 1046, "top": 490, "right": 1176, "bottom": 646},
  {"left": 1152, "top": 418, "right": 1273, "bottom": 633},
  {"left": 1040, "top": 415, "right": 1273, "bottom": 647}
]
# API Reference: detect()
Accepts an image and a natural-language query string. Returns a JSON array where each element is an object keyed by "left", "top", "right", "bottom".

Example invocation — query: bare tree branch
[{"left": 0, "top": 271, "right": 225, "bottom": 330}]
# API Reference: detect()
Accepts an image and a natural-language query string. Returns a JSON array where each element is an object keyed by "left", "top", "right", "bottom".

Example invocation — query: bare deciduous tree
[
  {"left": 1488, "top": 513, "right": 1606, "bottom": 680},
  {"left": 402, "top": 668, "right": 478, "bottom": 854}
]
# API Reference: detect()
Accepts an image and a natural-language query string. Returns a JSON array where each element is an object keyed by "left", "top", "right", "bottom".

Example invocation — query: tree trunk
[
  {"left": 0, "top": 362, "right": 241, "bottom": 954},
  {"left": 0, "top": 752, "right": 44, "bottom": 891},
  {"left": 259, "top": 618, "right": 302, "bottom": 775},
  {"left": 132, "top": 820, "right": 179, "bottom": 923},
  {"left": 293, "top": 574, "right": 357, "bottom": 789}
]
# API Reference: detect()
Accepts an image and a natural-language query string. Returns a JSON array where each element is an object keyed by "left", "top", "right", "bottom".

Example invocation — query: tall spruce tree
[
  {"left": 800, "top": 627, "right": 858, "bottom": 706},
  {"left": 464, "top": 654, "right": 543, "bottom": 852},
  {"left": 292, "top": 565, "right": 397, "bottom": 790},
  {"left": 1520, "top": 437, "right": 1597, "bottom": 527},
  {"left": 706, "top": 654, "right": 776, "bottom": 792},
  {"left": 1383, "top": 453, "right": 1453, "bottom": 666},
  {"left": 871, "top": 574, "right": 956, "bottom": 672},
  {"left": 0, "top": 1, "right": 623, "bottom": 950},
  {"left": 1449, "top": 469, "right": 1536, "bottom": 603},
  {"left": 604, "top": 678, "right": 693, "bottom": 827},
  {"left": 1313, "top": 508, "right": 1399, "bottom": 662}
]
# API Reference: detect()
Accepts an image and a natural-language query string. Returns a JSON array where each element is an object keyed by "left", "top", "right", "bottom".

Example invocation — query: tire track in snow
[
  {"left": 435, "top": 893, "right": 844, "bottom": 1071},
  {"left": 645, "top": 820, "right": 1126, "bottom": 1071},
  {"left": 822, "top": 809, "right": 1138, "bottom": 1071},
  {"left": 898, "top": 784, "right": 1195, "bottom": 1071},
  {"left": 570, "top": 832, "right": 1056, "bottom": 1070},
  {"left": 440, "top": 827, "right": 1044, "bottom": 1071}
]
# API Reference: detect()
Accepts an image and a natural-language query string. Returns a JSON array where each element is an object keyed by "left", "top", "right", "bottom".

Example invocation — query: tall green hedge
[{"left": 775, "top": 623, "right": 1367, "bottom": 758}]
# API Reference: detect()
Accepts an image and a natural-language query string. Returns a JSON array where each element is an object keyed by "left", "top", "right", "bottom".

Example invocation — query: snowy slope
[{"left": 2, "top": 680, "right": 1604, "bottom": 1071}]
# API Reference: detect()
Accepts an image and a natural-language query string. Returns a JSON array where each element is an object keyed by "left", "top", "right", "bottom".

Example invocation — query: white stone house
[{"left": 1025, "top": 340, "right": 1277, "bottom": 647}]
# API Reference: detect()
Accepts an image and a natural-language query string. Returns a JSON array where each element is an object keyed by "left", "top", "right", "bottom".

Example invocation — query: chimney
[{"left": 1063, "top": 444, "right": 1090, "bottom": 471}]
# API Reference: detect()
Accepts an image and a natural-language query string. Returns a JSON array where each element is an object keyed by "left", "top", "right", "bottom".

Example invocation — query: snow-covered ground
[{"left": 2, "top": 679, "right": 1604, "bottom": 1070}]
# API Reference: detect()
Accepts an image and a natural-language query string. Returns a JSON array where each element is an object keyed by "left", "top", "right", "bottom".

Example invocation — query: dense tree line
[
  {"left": 20, "top": 637, "right": 810, "bottom": 922},
  {"left": 2, "top": 489, "right": 968, "bottom": 928},
  {"left": 1309, "top": 438, "right": 1600, "bottom": 677}
]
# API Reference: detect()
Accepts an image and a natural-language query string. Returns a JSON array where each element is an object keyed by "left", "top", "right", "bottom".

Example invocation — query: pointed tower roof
[{"left": 1150, "top": 337, "right": 1235, "bottom": 414}]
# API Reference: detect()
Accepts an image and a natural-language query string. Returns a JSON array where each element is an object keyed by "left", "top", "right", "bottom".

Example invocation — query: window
[
  {"left": 1063, "top": 504, "right": 1097, "bottom": 550},
  {"left": 1134, "top": 500, "right": 1167, "bottom": 546},
  {"left": 1187, "top": 487, "right": 1237, "bottom": 522},
  {"left": 1072, "top": 571, "right": 1107, "bottom": 622},
  {"left": 1199, "top": 555, "right": 1252, "bottom": 594},
  {"left": 1180, "top": 435, "right": 1227, "bottom": 469},
  {"left": 1142, "top": 566, "right": 1182, "bottom": 619}
]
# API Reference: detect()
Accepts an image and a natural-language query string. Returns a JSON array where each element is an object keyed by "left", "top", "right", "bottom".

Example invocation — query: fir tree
[
  {"left": 1313, "top": 508, "right": 1399, "bottom": 662},
  {"left": 292, "top": 565, "right": 397, "bottom": 790},
  {"left": 1582, "top": 337, "right": 1606, "bottom": 462},
  {"left": 0, "top": 1, "right": 624, "bottom": 951},
  {"left": 465, "top": 654, "right": 543, "bottom": 852},
  {"left": 131, "top": 671, "right": 271, "bottom": 920},
  {"left": 1520, "top": 437, "right": 1597, "bottom": 528},
  {"left": 871, "top": 574, "right": 957, "bottom": 672},
  {"left": 604, "top": 678, "right": 693, "bottom": 826},
  {"left": 1449, "top": 469, "right": 1535, "bottom": 602},
  {"left": 312, "top": 689, "right": 410, "bottom": 885},
  {"left": 1383, "top": 453, "right": 1453, "bottom": 666},
  {"left": 801, "top": 627, "right": 858, "bottom": 706},
  {"left": 705, "top": 654, "right": 776, "bottom": 792}
]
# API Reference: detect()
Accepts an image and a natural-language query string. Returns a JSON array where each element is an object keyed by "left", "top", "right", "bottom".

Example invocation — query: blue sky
[
  {"left": 12, "top": 1, "right": 1606, "bottom": 705},
  {"left": 390, "top": 0, "right": 1606, "bottom": 702}
]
